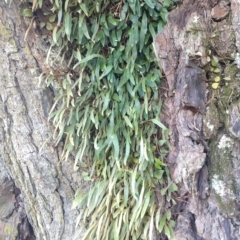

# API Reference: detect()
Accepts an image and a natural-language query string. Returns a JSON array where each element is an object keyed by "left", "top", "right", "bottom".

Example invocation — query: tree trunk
[
  {"left": 1, "top": 0, "right": 240, "bottom": 239},
  {"left": 0, "top": 1, "right": 83, "bottom": 239},
  {"left": 153, "top": 0, "right": 240, "bottom": 239}
]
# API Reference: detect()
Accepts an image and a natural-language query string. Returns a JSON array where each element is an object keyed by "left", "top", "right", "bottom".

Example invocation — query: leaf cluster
[
  {"left": 206, "top": 52, "right": 231, "bottom": 90},
  {"left": 19, "top": 0, "right": 179, "bottom": 239}
]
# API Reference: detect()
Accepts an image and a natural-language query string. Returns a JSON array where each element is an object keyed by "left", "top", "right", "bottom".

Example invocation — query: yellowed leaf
[
  {"left": 212, "top": 82, "right": 219, "bottom": 89},
  {"left": 214, "top": 76, "right": 220, "bottom": 82}
]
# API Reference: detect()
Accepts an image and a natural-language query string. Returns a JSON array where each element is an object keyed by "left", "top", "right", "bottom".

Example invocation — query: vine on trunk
[{"left": 19, "top": 0, "right": 178, "bottom": 239}]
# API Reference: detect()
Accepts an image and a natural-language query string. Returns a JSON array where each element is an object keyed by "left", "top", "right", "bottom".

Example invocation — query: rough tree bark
[
  {"left": 0, "top": 1, "right": 83, "bottom": 239},
  {"left": 154, "top": 0, "right": 240, "bottom": 239},
  {"left": 1, "top": 0, "right": 240, "bottom": 239}
]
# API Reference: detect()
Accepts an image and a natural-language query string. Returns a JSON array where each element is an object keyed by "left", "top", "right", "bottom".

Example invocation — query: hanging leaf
[
  {"left": 158, "top": 214, "right": 166, "bottom": 232},
  {"left": 164, "top": 224, "right": 171, "bottom": 238},
  {"left": 99, "top": 65, "right": 113, "bottom": 80},
  {"left": 73, "top": 54, "right": 105, "bottom": 69},
  {"left": 64, "top": 11, "right": 72, "bottom": 40},
  {"left": 140, "top": 11, "right": 148, "bottom": 52},
  {"left": 144, "top": 0, "right": 156, "bottom": 9},
  {"left": 80, "top": 3, "right": 88, "bottom": 16},
  {"left": 151, "top": 118, "right": 167, "bottom": 130}
]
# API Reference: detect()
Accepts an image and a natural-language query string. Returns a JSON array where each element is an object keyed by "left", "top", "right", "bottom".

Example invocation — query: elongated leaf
[
  {"left": 64, "top": 12, "right": 72, "bottom": 41},
  {"left": 99, "top": 65, "right": 113, "bottom": 80},
  {"left": 72, "top": 188, "right": 87, "bottom": 209},
  {"left": 73, "top": 54, "right": 105, "bottom": 69},
  {"left": 140, "top": 189, "right": 151, "bottom": 218},
  {"left": 102, "top": 92, "right": 110, "bottom": 114},
  {"left": 151, "top": 118, "right": 167, "bottom": 130},
  {"left": 138, "top": 181, "right": 145, "bottom": 206},
  {"left": 144, "top": 0, "right": 155, "bottom": 9},
  {"left": 80, "top": 222, "right": 98, "bottom": 240},
  {"left": 166, "top": 209, "right": 171, "bottom": 220},
  {"left": 140, "top": 12, "right": 147, "bottom": 52},
  {"left": 81, "top": 17, "right": 91, "bottom": 39},
  {"left": 131, "top": 167, "right": 138, "bottom": 200},
  {"left": 149, "top": 213, "right": 154, "bottom": 240},
  {"left": 117, "top": 71, "right": 129, "bottom": 90},
  {"left": 155, "top": 208, "right": 161, "bottom": 229},
  {"left": 123, "top": 172, "right": 129, "bottom": 207},
  {"left": 164, "top": 224, "right": 171, "bottom": 238},
  {"left": 158, "top": 214, "right": 166, "bottom": 232},
  {"left": 80, "top": 3, "right": 88, "bottom": 16},
  {"left": 57, "top": 8, "right": 62, "bottom": 26},
  {"left": 112, "top": 134, "right": 119, "bottom": 160},
  {"left": 123, "top": 141, "right": 130, "bottom": 165},
  {"left": 129, "top": 204, "right": 141, "bottom": 229},
  {"left": 123, "top": 115, "right": 133, "bottom": 128}
]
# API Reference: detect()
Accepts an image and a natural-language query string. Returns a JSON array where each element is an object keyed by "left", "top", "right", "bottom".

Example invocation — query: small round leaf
[{"left": 212, "top": 82, "right": 219, "bottom": 89}]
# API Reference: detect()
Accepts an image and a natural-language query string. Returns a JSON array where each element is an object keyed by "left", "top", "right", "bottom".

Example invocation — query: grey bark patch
[
  {"left": 168, "top": 0, "right": 212, "bottom": 30},
  {"left": 174, "top": 213, "right": 202, "bottom": 240},
  {"left": 0, "top": 179, "right": 15, "bottom": 219},
  {"left": 41, "top": 88, "right": 54, "bottom": 119},
  {"left": 222, "top": 218, "right": 233, "bottom": 240},
  {"left": 232, "top": 119, "right": 240, "bottom": 136},
  {"left": 203, "top": 102, "right": 220, "bottom": 139},
  {"left": 178, "top": 61, "right": 206, "bottom": 113},
  {"left": 231, "top": 0, "right": 240, "bottom": 53},
  {"left": 228, "top": 101, "right": 240, "bottom": 139}
]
